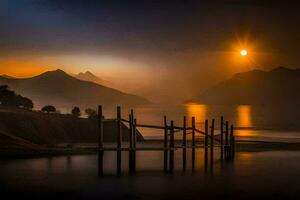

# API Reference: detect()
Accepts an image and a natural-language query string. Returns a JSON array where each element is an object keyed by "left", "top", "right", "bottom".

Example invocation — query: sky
[{"left": 1, "top": 0, "right": 300, "bottom": 103}]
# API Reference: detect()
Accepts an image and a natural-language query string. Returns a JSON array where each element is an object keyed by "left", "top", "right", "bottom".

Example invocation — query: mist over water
[{"left": 101, "top": 103, "right": 300, "bottom": 142}]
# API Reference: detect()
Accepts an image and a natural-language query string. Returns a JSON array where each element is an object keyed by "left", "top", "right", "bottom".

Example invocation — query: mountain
[
  {"left": 74, "top": 71, "right": 109, "bottom": 86},
  {"left": 195, "top": 67, "right": 300, "bottom": 105},
  {"left": 0, "top": 69, "right": 149, "bottom": 110},
  {"left": 1, "top": 75, "right": 16, "bottom": 79}
]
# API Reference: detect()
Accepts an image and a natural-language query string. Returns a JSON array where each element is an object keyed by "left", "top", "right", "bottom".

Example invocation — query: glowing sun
[{"left": 240, "top": 49, "right": 248, "bottom": 56}]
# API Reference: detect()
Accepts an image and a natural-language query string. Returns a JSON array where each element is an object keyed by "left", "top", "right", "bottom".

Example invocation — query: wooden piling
[
  {"left": 230, "top": 125, "right": 234, "bottom": 159},
  {"left": 98, "top": 105, "right": 103, "bottom": 176},
  {"left": 128, "top": 113, "right": 133, "bottom": 174},
  {"left": 169, "top": 120, "right": 175, "bottom": 173},
  {"left": 163, "top": 116, "right": 168, "bottom": 172},
  {"left": 204, "top": 119, "right": 208, "bottom": 170},
  {"left": 117, "top": 106, "right": 122, "bottom": 175},
  {"left": 182, "top": 116, "right": 187, "bottom": 171},
  {"left": 98, "top": 105, "right": 103, "bottom": 149},
  {"left": 98, "top": 150, "right": 103, "bottom": 176},
  {"left": 191, "top": 117, "right": 196, "bottom": 171},
  {"left": 220, "top": 116, "right": 224, "bottom": 161},
  {"left": 133, "top": 118, "right": 137, "bottom": 171},
  {"left": 210, "top": 119, "right": 215, "bottom": 169},
  {"left": 225, "top": 121, "right": 229, "bottom": 159}
]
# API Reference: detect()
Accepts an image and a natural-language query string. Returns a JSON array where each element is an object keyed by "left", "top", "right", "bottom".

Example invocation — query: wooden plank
[
  {"left": 100, "top": 145, "right": 217, "bottom": 151},
  {"left": 169, "top": 120, "right": 175, "bottom": 173},
  {"left": 191, "top": 117, "right": 196, "bottom": 171},
  {"left": 163, "top": 116, "right": 168, "bottom": 172},
  {"left": 117, "top": 106, "right": 122, "bottom": 175},
  {"left": 120, "top": 118, "right": 130, "bottom": 123},
  {"left": 194, "top": 128, "right": 206, "bottom": 135},
  {"left": 103, "top": 118, "right": 117, "bottom": 122},
  {"left": 182, "top": 116, "right": 187, "bottom": 171},
  {"left": 135, "top": 124, "right": 166, "bottom": 129}
]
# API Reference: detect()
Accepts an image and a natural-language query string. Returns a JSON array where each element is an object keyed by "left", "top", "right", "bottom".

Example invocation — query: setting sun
[{"left": 240, "top": 49, "right": 248, "bottom": 56}]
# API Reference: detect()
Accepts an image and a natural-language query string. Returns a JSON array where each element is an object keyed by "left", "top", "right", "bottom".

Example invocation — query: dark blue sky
[
  {"left": 1, "top": 0, "right": 300, "bottom": 102},
  {"left": 2, "top": 0, "right": 300, "bottom": 56}
]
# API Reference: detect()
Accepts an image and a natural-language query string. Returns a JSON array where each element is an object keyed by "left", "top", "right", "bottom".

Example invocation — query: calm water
[
  {"left": 102, "top": 104, "right": 300, "bottom": 142},
  {"left": 1, "top": 151, "right": 300, "bottom": 199}
]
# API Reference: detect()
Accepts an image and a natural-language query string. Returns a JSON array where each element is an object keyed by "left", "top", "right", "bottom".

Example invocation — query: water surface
[
  {"left": 101, "top": 104, "right": 300, "bottom": 142},
  {"left": 1, "top": 151, "right": 300, "bottom": 199}
]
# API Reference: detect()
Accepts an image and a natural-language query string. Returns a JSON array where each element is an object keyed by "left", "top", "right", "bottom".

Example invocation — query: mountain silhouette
[
  {"left": 0, "top": 69, "right": 149, "bottom": 110},
  {"left": 195, "top": 67, "right": 300, "bottom": 105},
  {"left": 74, "top": 71, "right": 109, "bottom": 86}
]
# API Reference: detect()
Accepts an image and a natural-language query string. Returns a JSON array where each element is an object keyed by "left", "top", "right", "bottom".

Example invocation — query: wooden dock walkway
[{"left": 97, "top": 106, "right": 235, "bottom": 175}]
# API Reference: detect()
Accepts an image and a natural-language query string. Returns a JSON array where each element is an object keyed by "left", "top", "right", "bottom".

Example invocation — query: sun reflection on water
[
  {"left": 185, "top": 103, "right": 207, "bottom": 125},
  {"left": 237, "top": 105, "right": 253, "bottom": 128},
  {"left": 236, "top": 105, "right": 253, "bottom": 137}
]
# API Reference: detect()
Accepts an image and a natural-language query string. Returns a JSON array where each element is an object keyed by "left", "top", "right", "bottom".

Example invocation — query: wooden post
[
  {"left": 230, "top": 125, "right": 234, "bottom": 159},
  {"left": 232, "top": 135, "right": 235, "bottom": 159},
  {"left": 220, "top": 116, "right": 224, "bottom": 161},
  {"left": 98, "top": 105, "right": 103, "bottom": 176},
  {"left": 204, "top": 119, "right": 208, "bottom": 171},
  {"left": 128, "top": 113, "right": 133, "bottom": 174},
  {"left": 133, "top": 118, "right": 137, "bottom": 171},
  {"left": 117, "top": 106, "right": 122, "bottom": 175},
  {"left": 210, "top": 119, "right": 215, "bottom": 169},
  {"left": 163, "top": 116, "right": 168, "bottom": 172},
  {"left": 182, "top": 116, "right": 187, "bottom": 171},
  {"left": 98, "top": 105, "right": 103, "bottom": 149},
  {"left": 191, "top": 117, "right": 196, "bottom": 171},
  {"left": 169, "top": 120, "right": 175, "bottom": 173},
  {"left": 225, "top": 121, "right": 229, "bottom": 159}
]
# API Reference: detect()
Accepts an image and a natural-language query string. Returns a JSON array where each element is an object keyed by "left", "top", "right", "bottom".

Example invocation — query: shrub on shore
[
  {"left": 72, "top": 106, "right": 81, "bottom": 117},
  {"left": 41, "top": 105, "right": 57, "bottom": 113}
]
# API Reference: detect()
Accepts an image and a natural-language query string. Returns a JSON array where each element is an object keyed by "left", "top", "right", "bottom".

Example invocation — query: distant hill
[
  {"left": 0, "top": 108, "right": 144, "bottom": 144},
  {"left": 0, "top": 69, "right": 149, "bottom": 110},
  {"left": 0, "top": 75, "right": 16, "bottom": 79},
  {"left": 74, "top": 71, "right": 110, "bottom": 86},
  {"left": 194, "top": 67, "right": 300, "bottom": 105}
]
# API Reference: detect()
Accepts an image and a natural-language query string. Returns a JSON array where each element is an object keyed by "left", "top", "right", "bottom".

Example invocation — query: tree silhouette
[
  {"left": 41, "top": 105, "right": 56, "bottom": 113},
  {"left": 72, "top": 106, "right": 81, "bottom": 117},
  {"left": 85, "top": 108, "right": 97, "bottom": 119},
  {"left": 0, "top": 85, "right": 33, "bottom": 109}
]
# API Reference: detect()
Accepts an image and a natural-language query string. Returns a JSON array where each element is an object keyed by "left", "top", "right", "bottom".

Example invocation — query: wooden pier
[{"left": 98, "top": 106, "right": 235, "bottom": 175}]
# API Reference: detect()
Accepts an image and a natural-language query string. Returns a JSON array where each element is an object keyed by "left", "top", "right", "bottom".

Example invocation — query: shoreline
[{"left": 1, "top": 140, "right": 300, "bottom": 160}]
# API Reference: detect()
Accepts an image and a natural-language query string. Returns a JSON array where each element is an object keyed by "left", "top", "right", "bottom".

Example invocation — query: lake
[
  {"left": 1, "top": 151, "right": 300, "bottom": 199},
  {"left": 101, "top": 104, "right": 300, "bottom": 142},
  {"left": 2, "top": 104, "right": 300, "bottom": 199}
]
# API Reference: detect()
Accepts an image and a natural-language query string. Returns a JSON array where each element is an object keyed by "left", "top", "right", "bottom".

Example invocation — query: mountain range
[
  {"left": 195, "top": 67, "right": 300, "bottom": 105},
  {"left": 74, "top": 71, "right": 110, "bottom": 86},
  {"left": 0, "top": 69, "right": 149, "bottom": 111}
]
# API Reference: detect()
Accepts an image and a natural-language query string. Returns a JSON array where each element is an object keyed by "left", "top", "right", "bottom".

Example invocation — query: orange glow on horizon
[{"left": 0, "top": 58, "right": 56, "bottom": 78}]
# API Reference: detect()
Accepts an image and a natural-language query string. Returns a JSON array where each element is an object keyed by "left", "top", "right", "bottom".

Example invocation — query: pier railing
[{"left": 97, "top": 106, "right": 235, "bottom": 175}]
